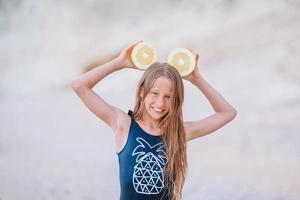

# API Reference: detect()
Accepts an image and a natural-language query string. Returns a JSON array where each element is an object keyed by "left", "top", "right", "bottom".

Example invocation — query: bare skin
[
  {"left": 137, "top": 76, "right": 173, "bottom": 136},
  {"left": 182, "top": 54, "right": 237, "bottom": 141},
  {"left": 71, "top": 41, "right": 237, "bottom": 152}
]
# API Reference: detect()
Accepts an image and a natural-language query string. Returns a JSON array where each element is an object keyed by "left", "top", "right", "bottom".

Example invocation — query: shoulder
[
  {"left": 183, "top": 121, "right": 191, "bottom": 141},
  {"left": 183, "top": 121, "right": 202, "bottom": 142}
]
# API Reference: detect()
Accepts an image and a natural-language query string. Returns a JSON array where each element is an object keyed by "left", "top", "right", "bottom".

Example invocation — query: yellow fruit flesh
[
  {"left": 136, "top": 46, "right": 155, "bottom": 66},
  {"left": 170, "top": 52, "right": 192, "bottom": 74}
]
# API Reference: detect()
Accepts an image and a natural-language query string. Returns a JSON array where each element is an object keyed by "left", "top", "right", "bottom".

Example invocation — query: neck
[
  {"left": 138, "top": 114, "right": 162, "bottom": 134},
  {"left": 141, "top": 115, "right": 160, "bottom": 128}
]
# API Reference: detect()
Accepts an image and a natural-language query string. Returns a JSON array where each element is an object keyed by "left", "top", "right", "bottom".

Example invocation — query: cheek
[
  {"left": 166, "top": 100, "right": 172, "bottom": 109},
  {"left": 144, "top": 97, "right": 152, "bottom": 106}
]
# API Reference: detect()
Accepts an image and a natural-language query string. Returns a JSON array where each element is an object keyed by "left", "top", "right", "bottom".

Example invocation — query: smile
[{"left": 152, "top": 107, "right": 164, "bottom": 112}]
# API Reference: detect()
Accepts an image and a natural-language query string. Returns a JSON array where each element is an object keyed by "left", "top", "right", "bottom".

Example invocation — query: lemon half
[
  {"left": 131, "top": 42, "right": 157, "bottom": 70},
  {"left": 167, "top": 48, "right": 196, "bottom": 77}
]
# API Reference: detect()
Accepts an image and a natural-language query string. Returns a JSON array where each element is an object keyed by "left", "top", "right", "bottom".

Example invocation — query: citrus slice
[
  {"left": 167, "top": 48, "right": 196, "bottom": 76},
  {"left": 131, "top": 42, "right": 157, "bottom": 70}
]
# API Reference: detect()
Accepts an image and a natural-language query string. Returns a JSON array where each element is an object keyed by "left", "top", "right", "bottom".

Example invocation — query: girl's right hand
[{"left": 116, "top": 40, "right": 143, "bottom": 69}]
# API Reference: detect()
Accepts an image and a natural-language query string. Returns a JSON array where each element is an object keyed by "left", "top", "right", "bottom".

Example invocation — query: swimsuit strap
[{"left": 128, "top": 110, "right": 133, "bottom": 118}]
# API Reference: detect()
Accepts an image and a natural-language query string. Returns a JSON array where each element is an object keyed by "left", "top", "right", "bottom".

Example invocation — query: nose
[{"left": 156, "top": 96, "right": 165, "bottom": 107}]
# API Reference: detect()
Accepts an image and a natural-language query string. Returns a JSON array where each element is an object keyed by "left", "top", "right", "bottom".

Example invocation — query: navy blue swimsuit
[{"left": 117, "top": 110, "right": 170, "bottom": 200}]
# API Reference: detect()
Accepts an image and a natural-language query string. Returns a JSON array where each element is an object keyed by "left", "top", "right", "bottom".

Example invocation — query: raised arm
[
  {"left": 183, "top": 54, "right": 237, "bottom": 141},
  {"left": 70, "top": 41, "right": 141, "bottom": 131}
]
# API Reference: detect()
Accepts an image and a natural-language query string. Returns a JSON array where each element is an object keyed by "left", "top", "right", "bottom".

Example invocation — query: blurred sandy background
[{"left": 1, "top": 0, "right": 300, "bottom": 199}]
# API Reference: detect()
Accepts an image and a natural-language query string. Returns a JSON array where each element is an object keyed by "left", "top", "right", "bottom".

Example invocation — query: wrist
[
  {"left": 111, "top": 57, "right": 124, "bottom": 70},
  {"left": 189, "top": 74, "right": 203, "bottom": 84}
]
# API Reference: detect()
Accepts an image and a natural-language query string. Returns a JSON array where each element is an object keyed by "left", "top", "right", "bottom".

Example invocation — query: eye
[
  {"left": 164, "top": 96, "right": 171, "bottom": 100},
  {"left": 151, "top": 91, "right": 158, "bottom": 96}
]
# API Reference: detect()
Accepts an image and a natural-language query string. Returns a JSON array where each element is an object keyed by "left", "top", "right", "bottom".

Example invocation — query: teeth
[{"left": 153, "top": 108, "right": 163, "bottom": 112}]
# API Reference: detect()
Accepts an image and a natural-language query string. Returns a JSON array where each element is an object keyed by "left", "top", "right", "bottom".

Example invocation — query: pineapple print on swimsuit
[{"left": 132, "top": 137, "right": 166, "bottom": 194}]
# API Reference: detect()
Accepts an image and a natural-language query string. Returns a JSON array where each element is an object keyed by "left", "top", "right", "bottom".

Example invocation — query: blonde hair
[{"left": 132, "top": 62, "right": 187, "bottom": 200}]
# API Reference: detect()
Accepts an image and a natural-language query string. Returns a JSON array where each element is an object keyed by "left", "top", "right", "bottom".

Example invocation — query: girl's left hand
[{"left": 182, "top": 54, "right": 201, "bottom": 83}]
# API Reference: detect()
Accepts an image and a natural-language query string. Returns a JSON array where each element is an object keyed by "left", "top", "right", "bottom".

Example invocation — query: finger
[
  {"left": 195, "top": 54, "right": 199, "bottom": 67},
  {"left": 127, "top": 40, "right": 143, "bottom": 50}
]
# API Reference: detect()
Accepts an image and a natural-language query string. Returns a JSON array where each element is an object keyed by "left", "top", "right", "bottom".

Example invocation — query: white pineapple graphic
[{"left": 132, "top": 137, "right": 167, "bottom": 194}]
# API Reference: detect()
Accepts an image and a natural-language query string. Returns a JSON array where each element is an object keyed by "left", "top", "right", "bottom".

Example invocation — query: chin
[
  {"left": 149, "top": 113, "right": 163, "bottom": 120},
  {"left": 145, "top": 109, "right": 161, "bottom": 119},
  {"left": 150, "top": 110, "right": 168, "bottom": 120}
]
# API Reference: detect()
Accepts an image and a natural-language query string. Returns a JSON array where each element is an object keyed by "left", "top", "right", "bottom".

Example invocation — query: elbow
[
  {"left": 228, "top": 108, "right": 237, "bottom": 120},
  {"left": 70, "top": 79, "right": 83, "bottom": 91},
  {"left": 220, "top": 107, "right": 237, "bottom": 121},
  {"left": 70, "top": 79, "right": 90, "bottom": 95}
]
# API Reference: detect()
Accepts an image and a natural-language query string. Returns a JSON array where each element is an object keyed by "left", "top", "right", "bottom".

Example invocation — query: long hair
[{"left": 132, "top": 62, "right": 187, "bottom": 200}]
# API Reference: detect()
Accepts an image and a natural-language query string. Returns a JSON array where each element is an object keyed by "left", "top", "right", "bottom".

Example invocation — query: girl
[{"left": 71, "top": 41, "right": 237, "bottom": 200}]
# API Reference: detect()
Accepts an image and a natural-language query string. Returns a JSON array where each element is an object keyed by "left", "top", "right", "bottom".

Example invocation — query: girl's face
[{"left": 143, "top": 76, "right": 173, "bottom": 121}]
